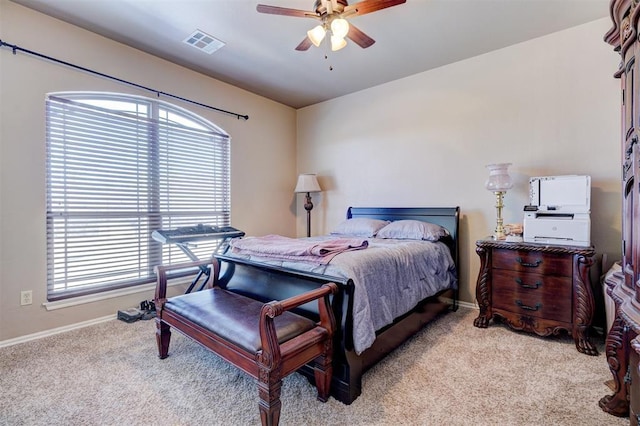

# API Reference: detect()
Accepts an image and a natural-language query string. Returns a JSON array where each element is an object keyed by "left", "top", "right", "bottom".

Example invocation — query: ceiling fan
[{"left": 256, "top": 0, "right": 407, "bottom": 52}]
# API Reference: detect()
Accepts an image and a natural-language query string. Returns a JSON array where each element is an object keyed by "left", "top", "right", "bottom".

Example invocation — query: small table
[{"left": 473, "top": 238, "right": 597, "bottom": 355}]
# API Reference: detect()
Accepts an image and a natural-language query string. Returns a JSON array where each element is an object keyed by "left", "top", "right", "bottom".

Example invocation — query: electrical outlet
[{"left": 21, "top": 290, "right": 33, "bottom": 306}]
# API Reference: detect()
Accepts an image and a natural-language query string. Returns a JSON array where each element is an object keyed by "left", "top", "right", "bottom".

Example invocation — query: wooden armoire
[{"left": 602, "top": 0, "right": 640, "bottom": 421}]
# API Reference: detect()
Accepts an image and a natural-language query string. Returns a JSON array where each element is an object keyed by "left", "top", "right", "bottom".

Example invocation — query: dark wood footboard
[
  {"left": 305, "top": 287, "right": 455, "bottom": 404},
  {"left": 214, "top": 254, "right": 456, "bottom": 404}
]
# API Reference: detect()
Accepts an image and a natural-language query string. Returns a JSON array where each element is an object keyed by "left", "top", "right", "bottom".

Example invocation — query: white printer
[{"left": 523, "top": 175, "right": 591, "bottom": 247}]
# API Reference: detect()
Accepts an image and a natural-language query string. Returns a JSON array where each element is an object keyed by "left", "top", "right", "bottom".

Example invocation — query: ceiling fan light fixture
[
  {"left": 258, "top": 0, "right": 407, "bottom": 52},
  {"left": 330, "top": 35, "right": 347, "bottom": 51},
  {"left": 330, "top": 18, "right": 349, "bottom": 39},
  {"left": 307, "top": 25, "right": 326, "bottom": 47}
]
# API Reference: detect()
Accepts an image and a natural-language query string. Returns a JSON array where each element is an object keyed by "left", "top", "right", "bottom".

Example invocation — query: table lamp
[{"left": 485, "top": 163, "right": 514, "bottom": 240}]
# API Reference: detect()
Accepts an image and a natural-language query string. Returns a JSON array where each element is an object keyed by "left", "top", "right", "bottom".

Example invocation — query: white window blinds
[{"left": 46, "top": 93, "right": 231, "bottom": 300}]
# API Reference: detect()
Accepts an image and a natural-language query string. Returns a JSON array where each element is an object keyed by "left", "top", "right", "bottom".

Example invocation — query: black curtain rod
[{"left": 0, "top": 39, "right": 249, "bottom": 121}]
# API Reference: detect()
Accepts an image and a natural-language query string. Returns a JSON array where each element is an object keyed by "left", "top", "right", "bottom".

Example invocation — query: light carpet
[{"left": 0, "top": 308, "right": 627, "bottom": 425}]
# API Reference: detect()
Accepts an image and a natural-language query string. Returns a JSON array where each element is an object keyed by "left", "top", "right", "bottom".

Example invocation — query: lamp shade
[
  {"left": 294, "top": 173, "right": 321, "bottom": 193},
  {"left": 330, "top": 18, "right": 349, "bottom": 39},
  {"left": 307, "top": 25, "right": 326, "bottom": 47},
  {"left": 330, "top": 35, "right": 347, "bottom": 51},
  {"left": 485, "top": 163, "right": 514, "bottom": 192}
]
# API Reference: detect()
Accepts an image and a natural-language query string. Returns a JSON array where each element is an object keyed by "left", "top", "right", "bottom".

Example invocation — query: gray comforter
[{"left": 228, "top": 236, "right": 457, "bottom": 354}]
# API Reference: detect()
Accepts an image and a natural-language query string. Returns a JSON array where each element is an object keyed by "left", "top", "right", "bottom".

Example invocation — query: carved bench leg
[
  {"left": 314, "top": 343, "right": 333, "bottom": 402},
  {"left": 258, "top": 368, "right": 282, "bottom": 426},
  {"left": 156, "top": 318, "right": 171, "bottom": 359}
]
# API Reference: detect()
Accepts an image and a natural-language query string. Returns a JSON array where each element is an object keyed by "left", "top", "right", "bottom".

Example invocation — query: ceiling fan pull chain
[{"left": 324, "top": 53, "right": 333, "bottom": 71}]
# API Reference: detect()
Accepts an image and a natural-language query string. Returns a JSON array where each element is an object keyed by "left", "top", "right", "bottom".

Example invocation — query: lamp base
[
  {"left": 493, "top": 191, "right": 506, "bottom": 240},
  {"left": 304, "top": 192, "right": 314, "bottom": 238}
]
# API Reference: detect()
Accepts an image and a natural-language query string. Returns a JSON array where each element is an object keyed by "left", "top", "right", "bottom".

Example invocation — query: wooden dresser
[
  {"left": 602, "top": 0, "right": 640, "bottom": 420},
  {"left": 473, "top": 239, "right": 597, "bottom": 356}
]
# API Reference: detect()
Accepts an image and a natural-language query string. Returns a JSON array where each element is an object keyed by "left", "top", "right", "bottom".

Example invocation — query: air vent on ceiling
[{"left": 183, "top": 30, "right": 225, "bottom": 54}]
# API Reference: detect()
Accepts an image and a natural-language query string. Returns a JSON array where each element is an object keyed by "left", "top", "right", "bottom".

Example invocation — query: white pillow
[
  {"left": 376, "top": 220, "right": 449, "bottom": 241},
  {"left": 330, "top": 218, "right": 389, "bottom": 237}
]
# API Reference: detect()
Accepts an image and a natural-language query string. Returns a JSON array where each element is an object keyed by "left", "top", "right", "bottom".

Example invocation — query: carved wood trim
[
  {"left": 599, "top": 313, "right": 631, "bottom": 417},
  {"left": 573, "top": 254, "right": 598, "bottom": 355},
  {"left": 475, "top": 239, "right": 595, "bottom": 256},
  {"left": 493, "top": 312, "right": 566, "bottom": 336},
  {"left": 473, "top": 244, "right": 491, "bottom": 328},
  {"left": 573, "top": 254, "right": 595, "bottom": 325}
]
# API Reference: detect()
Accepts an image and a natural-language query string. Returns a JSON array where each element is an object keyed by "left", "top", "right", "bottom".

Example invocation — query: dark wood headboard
[{"left": 346, "top": 206, "right": 460, "bottom": 268}]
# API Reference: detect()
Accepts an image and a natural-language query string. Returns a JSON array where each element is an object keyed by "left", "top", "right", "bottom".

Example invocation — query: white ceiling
[{"left": 10, "top": 0, "right": 610, "bottom": 109}]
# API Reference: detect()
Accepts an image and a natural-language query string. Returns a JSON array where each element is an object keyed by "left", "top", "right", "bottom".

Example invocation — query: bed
[{"left": 213, "top": 206, "right": 459, "bottom": 404}]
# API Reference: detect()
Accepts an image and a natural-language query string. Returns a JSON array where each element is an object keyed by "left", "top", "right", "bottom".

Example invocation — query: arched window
[{"left": 46, "top": 92, "right": 231, "bottom": 300}]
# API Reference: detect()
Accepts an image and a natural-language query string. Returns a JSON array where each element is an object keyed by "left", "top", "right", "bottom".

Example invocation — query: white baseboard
[
  {"left": 439, "top": 296, "right": 477, "bottom": 311},
  {"left": 457, "top": 300, "right": 478, "bottom": 310},
  {"left": 0, "top": 314, "right": 115, "bottom": 349}
]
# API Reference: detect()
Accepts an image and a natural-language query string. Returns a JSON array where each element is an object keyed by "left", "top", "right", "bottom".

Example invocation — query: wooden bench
[{"left": 154, "top": 259, "right": 338, "bottom": 426}]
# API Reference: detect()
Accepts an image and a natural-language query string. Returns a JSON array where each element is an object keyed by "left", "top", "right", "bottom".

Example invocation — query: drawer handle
[
  {"left": 515, "top": 300, "right": 542, "bottom": 311},
  {"left": 515, "top": 278, "right": 542, "bottom": 289},
  {"left": 515, "top": 257, "right": 542, "bottom": 268}
]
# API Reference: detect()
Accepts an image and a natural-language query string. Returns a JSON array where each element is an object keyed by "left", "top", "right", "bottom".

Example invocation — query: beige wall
[
  {"left": 296, "top": 18, "right": 622, "bottom": 306},
  {"left": 0, "top": 1, "right": 623, "bottom": 342},
  {"left": 0, "top": 1, "right": 298, "bottom": 341}
]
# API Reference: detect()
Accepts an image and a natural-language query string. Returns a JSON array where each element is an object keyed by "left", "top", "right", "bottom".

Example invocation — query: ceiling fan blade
[
  {"left": 256, "top": 4, "right": 315, "bottom": 18},
  {"left": 347, "top": 24, "right": 375, "bottom": 48},
  {"left": 295, "top": 37, "right": 313, "bottom": 51},
  {"left": 344, "top": 0, "right": 406, "bottom": 17}
]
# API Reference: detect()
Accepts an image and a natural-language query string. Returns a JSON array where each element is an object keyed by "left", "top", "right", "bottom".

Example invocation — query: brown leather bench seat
[{"left": 164, "top": 287, "right": 317, "bottom": 353}]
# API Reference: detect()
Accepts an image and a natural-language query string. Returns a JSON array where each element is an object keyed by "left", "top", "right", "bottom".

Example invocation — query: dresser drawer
[
  {"left": 492, "top": 248, "right": 572, "bottom": 277},
  {"left": 492, "top": 269, "right": 572, "bottom": 323}
]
